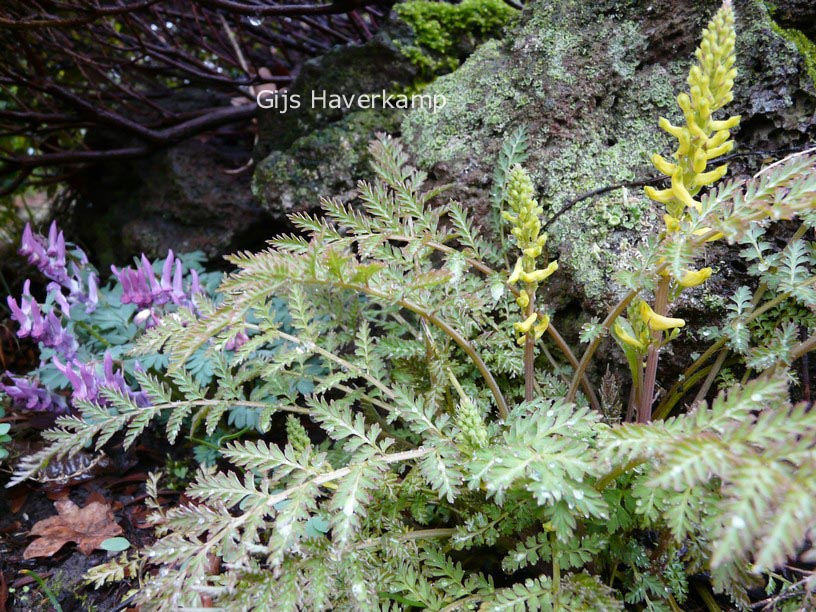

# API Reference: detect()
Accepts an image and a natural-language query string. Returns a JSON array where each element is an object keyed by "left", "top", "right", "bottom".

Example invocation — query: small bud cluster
[
  {"left": 454, "top": 397, "right": 489, "bottom": 451},
  {"left": 502, "top": 165, "right": 556, "bottom": 345},
  {"left": 285, "top": 415, "right": 312, "bottom": 453},
  {"left": 614, "top": 301, "right": 686, "bottom": 353}
]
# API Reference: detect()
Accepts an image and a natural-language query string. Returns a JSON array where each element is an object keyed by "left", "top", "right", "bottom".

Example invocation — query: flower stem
[{"left": 639, "top": 275, "right": 670, "bottom": 422}]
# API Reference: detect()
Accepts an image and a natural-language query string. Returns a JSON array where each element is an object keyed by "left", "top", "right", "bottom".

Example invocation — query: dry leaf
[{"left": 23, "top": 498, "right": 123, "bottom": 559}]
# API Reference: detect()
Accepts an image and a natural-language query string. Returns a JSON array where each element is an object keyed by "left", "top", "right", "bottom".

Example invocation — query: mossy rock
[
  {"left": 402, "top": 0, "right": 816, "bottom": 317},
  {"left": 253, "top": 111, "right": 402, "bottom": 221},
  {"left": 394, "top": 0, "right": 518, "bottom": 78},
  {"left": 253, "top": 2, "right": 517, "bottom": 220}
]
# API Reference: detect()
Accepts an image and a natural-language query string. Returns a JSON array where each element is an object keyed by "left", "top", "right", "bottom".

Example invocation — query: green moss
[
  {"left": 395, "top": 0, "right": 517, "bottom": 76},
  {"left": 770, "top": 22, "right": 816, "bottom": 87}
]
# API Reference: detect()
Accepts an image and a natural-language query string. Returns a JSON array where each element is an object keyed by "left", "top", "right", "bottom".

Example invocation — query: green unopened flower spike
[
  {"left": 645, "top": 0, "right": 740, "bottom": 221},
  {"left": 285, "top": 415, "right": 311, "bottom": 453},
  {"left": 503, "top": 164, "right": 557, "bottom": 346},
  {"left": 448, "top": 371, "right": 489, "bottom": 451}
]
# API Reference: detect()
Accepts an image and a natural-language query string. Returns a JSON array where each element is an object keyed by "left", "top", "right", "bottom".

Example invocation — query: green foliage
[
  {"left": 0, "top": 409, "right": 11, "bottom": 462},
  {"left": 11, "top": 3, "right": 816, "bottom": 610}
]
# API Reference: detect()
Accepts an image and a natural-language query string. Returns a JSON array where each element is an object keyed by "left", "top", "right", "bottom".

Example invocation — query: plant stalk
[{"left": 639, "top": 275, "right": 670, "bottom": 422}]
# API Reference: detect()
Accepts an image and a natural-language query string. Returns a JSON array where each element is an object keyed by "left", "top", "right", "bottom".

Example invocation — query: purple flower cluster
[
  {"left": 20, "top": 222, "right": 98, "bottom": 313},
  {"left": 53, "top": 352, "right": 150, "bottom": 408},
  {"left": 0, "top": 375, "right": 68, "bottom": 414},
  {"left": 7, "top": 280, "right": 78, "bottom": 359},
  {"left": 112, "top": 250, "right": 201, "bottom": 326}
]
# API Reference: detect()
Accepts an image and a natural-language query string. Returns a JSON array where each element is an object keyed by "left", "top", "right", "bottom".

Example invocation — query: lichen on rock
[{"left": 402, "top": 0, "right": 816, "bottom": 315}]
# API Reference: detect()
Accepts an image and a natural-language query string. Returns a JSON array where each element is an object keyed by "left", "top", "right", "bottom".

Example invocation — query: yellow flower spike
[
  {"left": 639, "top": 301, "right": 686, "bottom": 331},
  {"left": 651, "top": 154, "right": 676, "bottom": 176},
  {"left": 521, "top": 261, "right": 558, "bottom": 283},
  {"left": 516, "top": 290, "right": 530, "bottom": 309},
  {"left": 514, "top": 312, "right": 538, "bottom": 334},
  {"left": 614, "top": 322, "right": 646, "bottom": 350},
  {"left": 508, "top": 258, "right": 523, "bottom": 284},
  {"left": 678, "top": 267, "right": 713, "bottom": 287},
  {"left": 533, "top": 314, "right": 550, "bottom": 340},
  {"left": 647, "top": 1, "right": 739, "bottom": 221}
]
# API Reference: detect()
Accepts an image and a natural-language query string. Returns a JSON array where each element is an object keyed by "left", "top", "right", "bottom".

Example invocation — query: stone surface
[
  {"left": 251, "top": 3, "right": 517, "bottom": 224},
  {"left": 401, "top": 0, "right": 816, "bottom": 323},
  {"left": 251, "top": 26, "right": 417, "bottom": 223},
  {"left": 253, "top": 110, "right": 403, "bottom": 222},
  {"left": 70, "top": 135, "right": 273, "bottom": 266},
  {"left": 254, "top": 30, "right": 419, "bottom": 161}
]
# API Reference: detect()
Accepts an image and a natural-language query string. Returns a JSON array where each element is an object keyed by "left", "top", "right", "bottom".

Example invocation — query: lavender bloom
[
  {"left": 19, "top": 222, "right": 68, "bottom": 284},
  {"left": 7, "top": 280, "right": 78, "bottom": 359},
  {"left": 225, "top": 330, "right": 249, "bottom": 351},
  {"left": 53, "top": 352, "right": 150, "bottom": 407},
  {"left": 19, "top": 222, "right": 98, "bottom": 312},
  {"left": 0, "top": 374, "right": 69, "bottom": 414},
  {"left": 112, "top": 250, "right": 202, "bottom": 326}
]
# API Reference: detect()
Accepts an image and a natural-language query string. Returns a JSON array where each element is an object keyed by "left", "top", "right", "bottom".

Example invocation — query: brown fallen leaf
[{"left": 23, "top": 498, "right": 123, "bottom": 559}]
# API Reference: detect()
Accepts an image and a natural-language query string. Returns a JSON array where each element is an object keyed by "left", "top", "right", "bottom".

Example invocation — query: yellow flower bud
[
  {"left": 514, "top": 312, "right": 538, "bottom": 334},
  {"left": 706, "top": 129, "right": 731, "bottom": 149},
  {"left": 533, "top": 314, "right": 550, "bottom": 340},
  {"left": 658, "top": 117, "right": 685, "bottom": 139},
  {"left": 709, "top": 115, "right": 740, "bottom": 131},
  {"left": 693, "top": 227, "right": 724, "bottom": 242},
  {"left": 670, "top": 172, "right": 701, "bottom": 211},
  {"left": 613, "top": 322, "right": 646, "bottom": 350},
  {"left": 652, "top": 153, "right": 677, "bottom": 176},
  {"left": 692, "top": 148, "right": 708, "bottom": 174},
  {"left": 678, "top": 267, "right": 712, "bottom": 287},
  {"left": 508, "top": 258, "right": 523, "bottom": 284},
  {"left": 516, "top": 290, "right": 530, "bottom": 309},
  {"left": 523, "top": 245, "right": 542, "bottom": 259},
  {"left": 694, "top": 163, "right": 729, "bottom": 187},
  {"left": 521, "top": 261, "right": 558, "bottom": 284},
  {"left": 639, "top": 302, "right": 685, "bottom": 331},
  {"left": 644, "top": 186, "right": 675, "bottom": 204},
  {"left": 704, "top": 140, "right": 734, "bottom": 160},
  {"left": 663, "top": 214, "right": 680, "bottom": 233}
]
